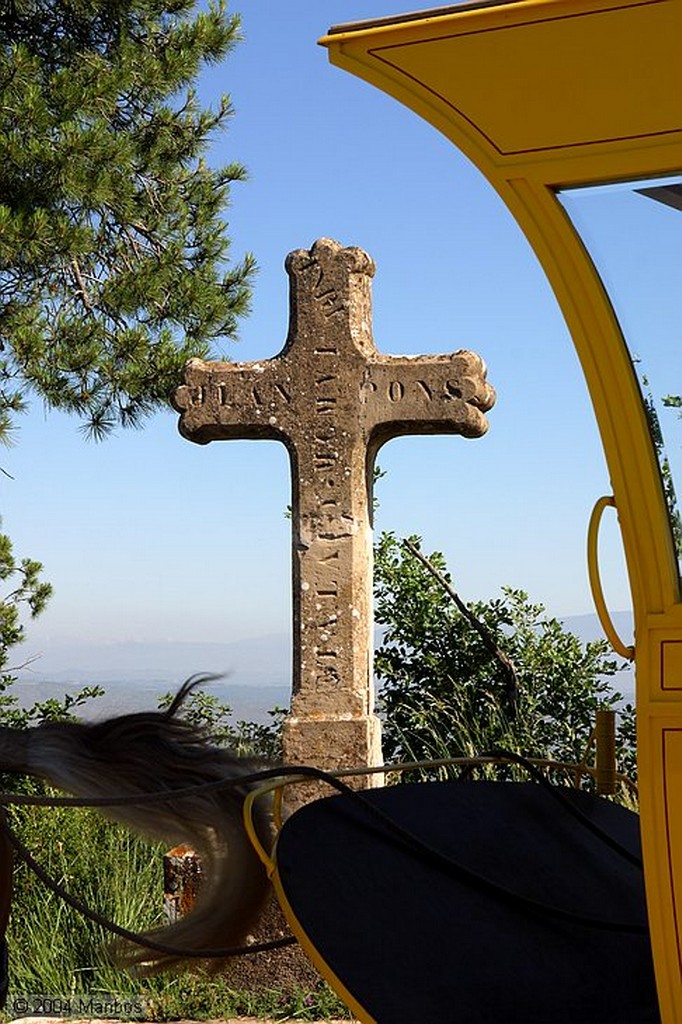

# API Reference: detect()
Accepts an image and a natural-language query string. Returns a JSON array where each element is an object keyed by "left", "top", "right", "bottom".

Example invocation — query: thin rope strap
[
  {"left": 482, "top": 748, "right": 643, "bottom": 869},
  {"left": 0, "top": 813, "right": 296, "bottom": 959},
  {"left": 0, "top": 760, "right": 648, "bottom": 953},
  {"left": 0, "top": 765, "right": 290, "bottom": 809}
]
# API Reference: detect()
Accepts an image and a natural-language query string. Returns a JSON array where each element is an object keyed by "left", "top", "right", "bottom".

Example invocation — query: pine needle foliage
[
  {"left": 0, "top": 0, "right": 254, "bottom": 440},
  {"left": 0, "top": 527, "right": 55, "bottom": 737}
]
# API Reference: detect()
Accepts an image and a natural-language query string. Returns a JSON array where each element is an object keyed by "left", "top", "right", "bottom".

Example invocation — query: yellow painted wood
[
  {"left": 587, "top": 495, "right": 635, "bottom": 660},
  {"left": 321, "top": 1, "right": 682, "bottom": 1018},
  {"left": 663, "top": 642, "right": 682, "bottom": 691}
]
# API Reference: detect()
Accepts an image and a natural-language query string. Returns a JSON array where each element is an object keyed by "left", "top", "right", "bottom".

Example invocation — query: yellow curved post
[
  {"left": 321, "top": 1, "right": 682, "bottom": 1017},
  {"left": 587, "top": 496, "right": 635, "bottom": 661}
]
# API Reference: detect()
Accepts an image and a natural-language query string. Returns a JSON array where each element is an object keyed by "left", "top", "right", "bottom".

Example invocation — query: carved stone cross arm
[
  {"left": 361, "top": 351, "right": 494, "bottom": 452},
  {"left": 173, "top": 238, "right": 495, "bottom": 785}
]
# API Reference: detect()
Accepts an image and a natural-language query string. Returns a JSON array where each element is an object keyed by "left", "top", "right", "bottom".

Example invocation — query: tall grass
[
  {"left": 5, "top": 791, "right": 351, "bottom": 1020},
  {"left": 7, "top": 791, "right": 165, "bottom": 999}
]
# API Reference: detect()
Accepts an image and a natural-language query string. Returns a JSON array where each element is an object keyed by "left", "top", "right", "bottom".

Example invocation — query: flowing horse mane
[{"left": 0, "top": 676, "right": 275, "bottom": 972}]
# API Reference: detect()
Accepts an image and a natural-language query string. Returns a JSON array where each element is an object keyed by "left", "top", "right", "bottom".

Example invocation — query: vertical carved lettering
[
  {"left": 388, "top": 381, "right": 405, "bottom": 402},
  {"left": 416, "top": 379, "right": 433, "bottom": 400},
  {"left": 314, "top": 452, "right": 338, "bottom": 470},
  {"left": 299, "top": 258, "right": 324, "bottom": 291},
  {"left": 317, "top": 289, "right": 344, "bottom": 318},
  {"left": 361, "top": 380, "right": 378, "bottom": 403},
  {"left": 316, "top": 397, "right": 337, "bottom": 412},
  {"left": 317, "top": 614, "right": 338, "bottom": 628},
  {"left": 317, "top": 663, "right": 340, "bottom": 686},
  {"left": 300, "top": 259, "right": 343, "bottom": 315}
]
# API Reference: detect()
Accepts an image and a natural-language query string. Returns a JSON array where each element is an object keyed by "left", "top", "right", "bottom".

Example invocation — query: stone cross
[{"left": 173, "top": 238, "right": 495, "bottom": 784}]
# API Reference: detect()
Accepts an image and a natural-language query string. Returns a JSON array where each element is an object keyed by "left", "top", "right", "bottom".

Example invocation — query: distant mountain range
[
  {"left": 559, "top": 610, "right": 634, "bottom": 650},
  {"left": 13, "top": 611, "right": 635, "bottom": 723},
  {"left": 14, "top": 633, "right": 292, "bottom": 722},
  {"left": 17, "top": 632, "right": 292, "bottom": 686}
]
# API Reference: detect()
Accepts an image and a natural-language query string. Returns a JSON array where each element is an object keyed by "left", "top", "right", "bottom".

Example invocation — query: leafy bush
[{"left": 374, "top": 532, "right": 636, "bottom": 782}]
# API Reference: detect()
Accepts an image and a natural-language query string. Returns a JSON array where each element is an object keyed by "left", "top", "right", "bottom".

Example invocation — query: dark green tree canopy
[{"left": 0, "top": 0, "right": 254, "bottom": 438}]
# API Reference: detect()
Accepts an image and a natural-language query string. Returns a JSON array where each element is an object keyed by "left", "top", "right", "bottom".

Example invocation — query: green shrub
[{"left": 375, "top": 532, "right": 636, "bottom": 784}]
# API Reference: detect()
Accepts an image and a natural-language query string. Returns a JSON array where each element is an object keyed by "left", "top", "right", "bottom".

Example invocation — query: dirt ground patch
[{"left": 216, "top": 897, "right": 322, "bottom": 994}]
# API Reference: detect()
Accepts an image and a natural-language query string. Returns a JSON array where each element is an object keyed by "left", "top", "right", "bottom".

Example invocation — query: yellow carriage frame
[{"left": 319, "top": 1, "right": 682, "bottom": 1018}]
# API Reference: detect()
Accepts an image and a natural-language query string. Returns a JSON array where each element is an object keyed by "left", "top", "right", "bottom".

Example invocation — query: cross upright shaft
[{"left": 173, "top": 238, "right": 495, "bottom": 779}]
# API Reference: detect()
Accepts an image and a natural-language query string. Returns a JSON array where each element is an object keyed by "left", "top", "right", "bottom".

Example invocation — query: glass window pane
[{"left": 558, "top": 176, "right": 682, "bottom": 576}]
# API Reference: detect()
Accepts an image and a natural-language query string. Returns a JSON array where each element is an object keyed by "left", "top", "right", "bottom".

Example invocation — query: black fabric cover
[{"left": 275, "top": 780, "right": 659, "bottom": 1024}]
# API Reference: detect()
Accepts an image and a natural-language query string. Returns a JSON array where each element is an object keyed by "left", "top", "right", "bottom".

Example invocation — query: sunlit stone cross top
[{"left": 173, "top": 238, "right": 495, "bottom": 779}]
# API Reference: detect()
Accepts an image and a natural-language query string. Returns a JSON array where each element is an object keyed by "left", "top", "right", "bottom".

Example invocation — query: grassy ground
[{"left": 4, "top": 794, "right": 352, "bottom": 1021}]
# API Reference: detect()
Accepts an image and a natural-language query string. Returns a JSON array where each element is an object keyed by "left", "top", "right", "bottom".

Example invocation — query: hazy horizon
[{"left": 13, "top": 609, "right": 635, "bottom": 722}]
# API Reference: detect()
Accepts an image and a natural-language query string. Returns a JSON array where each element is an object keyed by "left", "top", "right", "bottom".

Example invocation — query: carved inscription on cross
[{"left": 173, "top": 238, "right": 495, "bottom": 781}]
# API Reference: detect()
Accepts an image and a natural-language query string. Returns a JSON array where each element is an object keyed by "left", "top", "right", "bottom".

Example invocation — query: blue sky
[
  {"left": 4, "top": 1, "right": 648, "bottom": 665},
  {"left": 560, "top": 181, "right": 682, "bottom": 510}
]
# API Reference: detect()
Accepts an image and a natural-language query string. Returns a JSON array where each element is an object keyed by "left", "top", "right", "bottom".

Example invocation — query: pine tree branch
[{"left": 70, "top": 258, "right": 92, "bottom": 310}]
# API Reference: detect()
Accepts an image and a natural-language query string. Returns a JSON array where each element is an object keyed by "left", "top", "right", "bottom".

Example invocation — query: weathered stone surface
[
  {"left": 173, "top": 238, "right": 495, "bottom": 789},
  {"left": 281, "top": 714, "right": 384, "bottom": 808}
]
